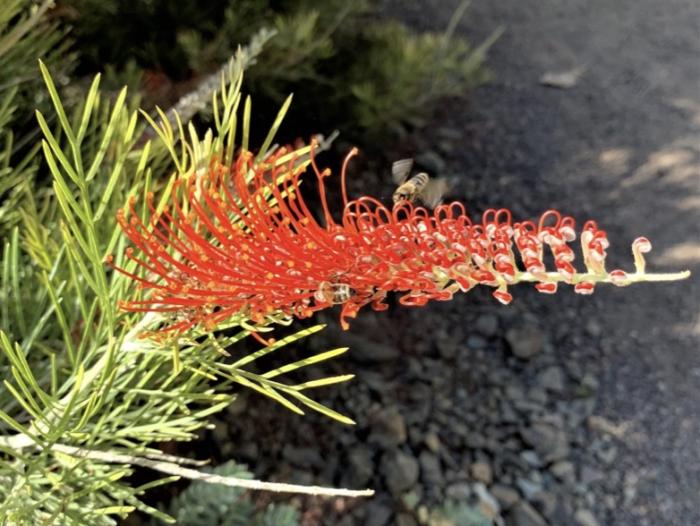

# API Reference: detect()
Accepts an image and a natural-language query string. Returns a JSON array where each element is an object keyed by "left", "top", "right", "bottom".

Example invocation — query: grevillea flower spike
[{"left": 111, "top": 141, "right": 690, "bottom": 337}]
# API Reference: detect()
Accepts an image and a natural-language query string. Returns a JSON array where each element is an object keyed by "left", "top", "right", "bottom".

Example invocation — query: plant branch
[
  {"left": 0, "top": 435, "right": 374, "bottom": 498},
  {"left": 515, "top": 270, "right": 691, "bottom": 284}
]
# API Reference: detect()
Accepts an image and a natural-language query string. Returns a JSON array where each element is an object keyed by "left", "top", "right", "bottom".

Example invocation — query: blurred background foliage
[{"left": 56, "top": 0, "right": 496, "bottom": 144}]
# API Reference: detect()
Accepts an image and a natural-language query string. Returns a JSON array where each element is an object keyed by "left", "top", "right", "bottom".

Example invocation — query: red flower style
[{"left": 111, "top": 142, "right": 689, "bottom": 336}]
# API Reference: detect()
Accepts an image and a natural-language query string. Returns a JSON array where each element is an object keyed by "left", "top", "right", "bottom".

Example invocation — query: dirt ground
[{"left": 395, "top": 0, "right": 700, "bottom": 523}]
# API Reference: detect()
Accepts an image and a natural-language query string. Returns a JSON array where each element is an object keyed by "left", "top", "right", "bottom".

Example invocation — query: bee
[
  {"left": 314, "top": 281, "right": 354, "bottom": 304},
  {"left": 391, "top": 158, "right": 449, "bottom": 208}
]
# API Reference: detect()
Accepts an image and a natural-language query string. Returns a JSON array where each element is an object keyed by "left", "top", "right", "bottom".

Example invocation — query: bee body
[
  {"left": 314, "top": 281, "right": 354, "bottom": 304},
  {"left": 391, "top": 158, "right": 448, "bottom": 208},
  {"left": 393, "top": 172, "right": 431, "bottom": 204}
]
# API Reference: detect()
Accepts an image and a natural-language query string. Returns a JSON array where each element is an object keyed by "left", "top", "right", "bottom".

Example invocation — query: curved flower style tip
[{"left": 110, "top": 141, "right": 691, "bottom": 338}]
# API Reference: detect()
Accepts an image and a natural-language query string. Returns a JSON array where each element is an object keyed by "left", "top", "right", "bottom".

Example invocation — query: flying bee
[
  {"left": 391, "top": 158, "right": 449, "bottom": 208},
  {"left": 314, "top": 281, "right": 354, "bottom": 304}
]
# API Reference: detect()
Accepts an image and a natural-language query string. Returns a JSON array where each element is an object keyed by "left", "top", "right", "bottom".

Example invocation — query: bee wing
[
  {"left": 392, "top": 158, "right": 414, "bottom": 184},
  {"left": 419, "top": 177, "right": 450, "bottom": 208}
]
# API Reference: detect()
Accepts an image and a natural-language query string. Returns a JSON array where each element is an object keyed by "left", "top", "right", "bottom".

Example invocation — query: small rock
[
  {"left": 520, "top": 450, "right": 542, "bottom": 468},
  {"left": 474, "top": 313, "right": 499, "bottom": 337},
  {"left": 509, "top": 502, "right": 547, "bottom": 526},
  {"left": 365, "top": 500, "right": 393, "bottom": 526},
  {"left": 531, "top": 491, "right": 558, "bottom": 519},
  {"left": 491, "top": 484, "right": 521, "bottom": 510},
  {"left": 396, "top": 512, "right": 419, "bottom": 526},
  {"left": 463, "top": 432, "right": 486, "bottom": 449},
  {"left": 539, "top": 67, "right": 584, "bottom": 89},
  {"left": 574, "top": 509, "right": 600, "bottom": 526},
  {"left": 520, "top": 423, "right": 569, "bottom": 463},
  {"left": 550, "top": 461, "right": 576, "bottom": 484},
  {"left": 474, "top": 482, "right": 501, "bottom": 519},
  {"left": 581, "top": 373, "right": 599, "bottom": 392},
  {"left": 436, "top": 337, "right": 459, "bottom": 359},
  {"left": 237, "top": 442, "right": 259, "bottom": 462},
  {"left": 345, "top": 332, "right": 400, "bottom": 363},
  {"left": 419, "top": 451, "right": 443, "bottom": 486},
  {"left": 536, "top": 366, "right": 566, "bottom": 392},
  {"left": 516, "top": 478, "right": 543, "bottom": 501},
  {"left": 587, "top": 415, "right": 629, "bottom": 439},
  {"left": 580, "top": 465, "right": 605, "bottom": 485},
  {"left": 470, "top": 461, "right": 493, "bottom": 485},
  {"left": 282, "top": 445, "right": 323, "bottom": 469},
  {"left": 445, "top": 482, "right": 471, "bottom": 500},
  {"left": 416, "top": 150, "right": 446, "bottom": 174},
  {"left": 585, "top": 319, "right": 602, "bottom": 337},
  {"left": 342, "top": 446, "right": 374, "bottom": 488},
  {"left": 382, "top": 450, "right": 420, "bottom": 496},
  {"left": 369, "top": 406, "right": 407, "bottom": 448},
  {"left": 417, "top": 505, "right": 430, "bottom": 524},
  {"left": 467, "top": 334, "right": 487, "bottom": 350},
  {"left": 506, "top": 326, "right": 544, "bottom": 359},
  {"left": 596, "top": 441, "right": 618, "bottom": 465},
  {"left": 424, "top": 431, "right": 441, "bottom": 453},
  {"left": 289, "top": 469, "right": 314, "bottom": 485}
]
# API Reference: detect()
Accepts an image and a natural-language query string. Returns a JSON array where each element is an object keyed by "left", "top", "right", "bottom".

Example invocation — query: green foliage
[
  {"left": 344, "top": 21, "right": 501, "bottom": 135},
  {"left": 162, "top": 460, "right": 300, "bottom": 526},
  {"left": 0, "top": 40, "right": 355, "bottom": 524},
  {"left": 0, "top": 0, "right": 74, "bottom": 234},
  {"left": 58, "top": 0, "right": 497, "bottom": 143}
]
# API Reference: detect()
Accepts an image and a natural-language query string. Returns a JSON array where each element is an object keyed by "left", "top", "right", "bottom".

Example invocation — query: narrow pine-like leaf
[
  {"left": 261, "top": 347, "right": 349, "bottom": 379},
  {"left": 257, "top": 94, "right": 292, "bottom": 161}
]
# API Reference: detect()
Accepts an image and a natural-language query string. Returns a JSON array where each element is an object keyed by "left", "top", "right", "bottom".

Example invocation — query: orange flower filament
[{"left": 112, "top": 142, "right": 689, "bottom": 335}]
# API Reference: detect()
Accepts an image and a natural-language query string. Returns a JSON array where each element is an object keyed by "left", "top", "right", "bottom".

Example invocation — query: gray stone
[
  {"left": 509, "top": 502, "right": 548, "bottom": 526},
  {"left": 436, "top": 337, "right": 459, "bottom": 359},
  {"left": 282, "top": 445, "right": 323, "bottom": 469},
  {"left": 467, "top": 334, "right": 487, "bottom": 350},
  {"left": 520, "top": 450, "right": 542, "bottom": 468},
  {"left": 424, "top": 430, "right": 441, "bottom": 453},
  {"left": 596, "top": 442, "right": 618, "bottom": 465},
  {"left": 550, "top": 461, "right": 576, "bottom": 484},
  {"left": 474, "top": 313, "right": 499, "bottom": 337},
  {"left": 470, "top": 461, "right": 493, "bottom": 485},
  {"left": 382, "top": 450, "right": 420, "bottom": 496},
  {"left": 531, "top": 491, "right": 558, "bottom": 519},
  {"left": 520, "top": 423, "right": 569, "bottom": 462},
  {"left": 580, "top": 465, "right": 605, "bottom": 485},
  {"left": 445, "top": 482, "right": 471, "bottom": 500},
  {"left": 536, "top": 366, "right": 566, "bottom": 392},
  {"left": 574, "top": 509, "right": 600, "bottom": 526},
  {"left": 396, "top": 512, "right": 418, "bottom": 526},
  {"left": 289, "top": 469, "right": 314, "bottom": 485},
  {"left": 516, "top": 477, "right": 543, "bottom": 501},
  {"left": 369, "top": 406, "right": 407, "bottom": 448},
  {"left": 506, "top": 326, "right": 545, "bottom": 359},
  {"left": 345, "top": 332, "right": 400, "bottom": 363},
  {"left": 491, "top": 484, "right": 521, "bottom": 510},
  {"left": 237, "top": 442, "right": 259, "bottom": 462},
  {"left": 342, "top": 446, "right": 374, "bottom": 488},
  {"left": 419, "top": 450, "right": 443, "bottom": 486},
  {"left": 365, "top": 500, "right": 393, "bottom": 526},
  {"left": 474, "top": 482, "right": 501, "bottom": 519}
]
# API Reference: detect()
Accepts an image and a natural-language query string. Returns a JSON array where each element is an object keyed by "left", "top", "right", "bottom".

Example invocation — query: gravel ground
[{"left": 199, "top": 2, "right": 700, "bottom": 525}]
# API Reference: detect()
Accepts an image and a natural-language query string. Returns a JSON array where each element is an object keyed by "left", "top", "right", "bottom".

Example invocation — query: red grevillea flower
[{"left": 111, "top": 142, "right": 690, "bottom": 336}]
